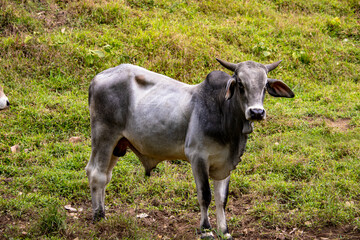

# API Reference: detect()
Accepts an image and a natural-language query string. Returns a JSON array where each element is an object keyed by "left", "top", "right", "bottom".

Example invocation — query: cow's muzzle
[{"left": 249, "top": 108, "right": 266, "bottom": 120}]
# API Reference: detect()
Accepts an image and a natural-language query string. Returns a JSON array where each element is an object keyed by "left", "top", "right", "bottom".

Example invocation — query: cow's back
[{"left": 89, "top": 64, "right": 197, "bottom": 160}]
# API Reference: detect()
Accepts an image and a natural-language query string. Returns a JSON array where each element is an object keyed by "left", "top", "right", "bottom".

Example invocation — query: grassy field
[{"left": 0, "top": 0, "right": 359, "bottom": 239}]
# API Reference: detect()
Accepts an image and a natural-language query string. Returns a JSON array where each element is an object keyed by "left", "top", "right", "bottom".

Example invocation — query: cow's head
[
  {"left": 0, "top": 85, "right": 10, "bottom": 111},
  {"left": 216, "top": 58, "right": 294, "bottom": 133}
]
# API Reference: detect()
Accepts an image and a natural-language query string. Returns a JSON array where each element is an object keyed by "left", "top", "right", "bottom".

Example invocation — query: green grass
[{"left": 0, "top": 0, "right": 359, "bottom": 239}]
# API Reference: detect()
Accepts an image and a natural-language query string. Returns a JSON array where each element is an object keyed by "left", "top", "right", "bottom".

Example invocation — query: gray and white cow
[
  {"left": 0, "top": 85, "right": 10, "bottom": 111},
  {"left": 86, "top": 59, "right": 294, "bottom": 239}
]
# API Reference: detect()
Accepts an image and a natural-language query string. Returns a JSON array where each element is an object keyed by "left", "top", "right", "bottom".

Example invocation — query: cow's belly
[
  {"left": 124, "top": 105, "right": 190, "bottom": 160},
  {"left": 124, "top": 83, "right": 193, "bottom": 160},
  {"left": 126, "top": 132, "right": 187, "bottom": 160},
  {"left": 124, "top": 121, "right": 188, "bottom": 160}
]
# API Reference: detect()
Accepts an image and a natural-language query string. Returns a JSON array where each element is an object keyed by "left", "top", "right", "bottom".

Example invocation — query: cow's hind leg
[
  {"left": 214, "top": 176, "right": 232, "bottom": 240},
  {"left": 86, "top": 129, "right": 122, "bottom": 221}
]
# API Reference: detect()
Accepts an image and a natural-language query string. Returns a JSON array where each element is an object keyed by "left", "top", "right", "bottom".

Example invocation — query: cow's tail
[{"left": 88, "top": 80, "right": 94, "bottom": 106}]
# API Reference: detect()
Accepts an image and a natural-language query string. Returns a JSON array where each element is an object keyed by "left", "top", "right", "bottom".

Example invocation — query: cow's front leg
[
  {"left": 214, "top": 176, "right": 232, "bottom": 240},
  {"left": 191, "top": 159, "right": 214, "bottom": 239}
]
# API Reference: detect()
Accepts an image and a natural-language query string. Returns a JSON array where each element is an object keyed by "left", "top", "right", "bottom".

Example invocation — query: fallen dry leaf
[
  {"left": 64, "top": 205, "right": 77, "bottom": 212},
  {"left": 10, "top": 144, "right": 20, "bottom": 153},
  {"left": 69, "top": 137, "right": 82, "bottom": 143}
]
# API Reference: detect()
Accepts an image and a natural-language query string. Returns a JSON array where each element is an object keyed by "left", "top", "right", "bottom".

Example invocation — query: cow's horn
[
  {"left": 265, "top": 60, "right": 282, "bottom": 72},
  {"left": 216, "top": 58, "right": 237, "bottom": 72}
]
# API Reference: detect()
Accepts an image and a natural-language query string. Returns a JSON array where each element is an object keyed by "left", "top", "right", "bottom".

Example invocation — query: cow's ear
[
  {"left": 225, "top": 78, "right": 236, "bottom": 100},
  {"left": 266, "top": 78, "right": 295, "bottom": 98}
]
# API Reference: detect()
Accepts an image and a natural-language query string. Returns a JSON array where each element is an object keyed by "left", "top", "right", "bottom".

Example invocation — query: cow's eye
[{"left": 238, "top": 82, "right": 245, "bottom": 92}]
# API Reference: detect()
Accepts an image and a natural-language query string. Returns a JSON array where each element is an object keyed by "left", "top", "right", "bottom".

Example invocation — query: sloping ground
[{"left": 0, "top": 0, "right": 359, "bottom": 239}]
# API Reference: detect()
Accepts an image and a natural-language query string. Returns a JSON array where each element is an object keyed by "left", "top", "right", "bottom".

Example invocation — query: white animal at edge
[{"left": 0, "top": 85, "right": 9, "bottom": 110}]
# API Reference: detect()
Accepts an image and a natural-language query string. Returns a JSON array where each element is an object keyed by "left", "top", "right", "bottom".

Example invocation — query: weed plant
[{"left": 35, "top": 204, "right": 67, "bottom": 236}]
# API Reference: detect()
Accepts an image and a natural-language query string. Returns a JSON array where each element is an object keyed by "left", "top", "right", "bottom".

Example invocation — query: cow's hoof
[
  {"left": 93, "top": 210, "right": 105, "bottom": 222},
  {"left": 219, "top": 233, "right": 232, "bottom": 240}
]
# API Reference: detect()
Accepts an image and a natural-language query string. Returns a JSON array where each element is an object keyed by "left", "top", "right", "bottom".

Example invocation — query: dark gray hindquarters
[
  {"left": 90, "top": 70, "right": 161, "bottom": 177},
  {"left": 87, "top": 69, "right": 134, "bottom": 221},
  {"left": 92, "top": 80, "right": 130, "bottom": 126},
  {"left": 92, "top": 73, "right": 134, "bottom": 157}
]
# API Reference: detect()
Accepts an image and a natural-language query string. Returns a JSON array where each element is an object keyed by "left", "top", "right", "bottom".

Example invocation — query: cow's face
[
  {"left": 234, "top": 61, "right": 269, "bottom": 120},
  {"left": 218, "top": 58, "right": 294, "bottom": 121},
  {"left": 0, "top": 85, "right": 10, "bottom": 110}
]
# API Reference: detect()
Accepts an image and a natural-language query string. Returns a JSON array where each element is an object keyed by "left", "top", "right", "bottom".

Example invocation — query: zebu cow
[
  {"left": 86, "top": 59, "right": 294, "bottom": 239},
  {"left": 0, "top": 85, "right": 10, "bottom": 111}
]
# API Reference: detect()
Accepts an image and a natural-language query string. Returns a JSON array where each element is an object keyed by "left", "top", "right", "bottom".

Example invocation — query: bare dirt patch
[
  {"left": 2, "top": 197, "right": 360, "bottom": 239},
  {"left": 324, "top": 118, "right": 351, "bottom": 132},
  {"left": 304, "top": 117, "right": 351, "bottom": 132},
  {"left": 75, "top": 197, "right": 360, "bottom": 240}
]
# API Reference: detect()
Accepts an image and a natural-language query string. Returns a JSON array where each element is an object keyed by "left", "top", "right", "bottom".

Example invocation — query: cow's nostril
[{"left": 6, "top": 100, "right": 10, "bottom": 107}]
